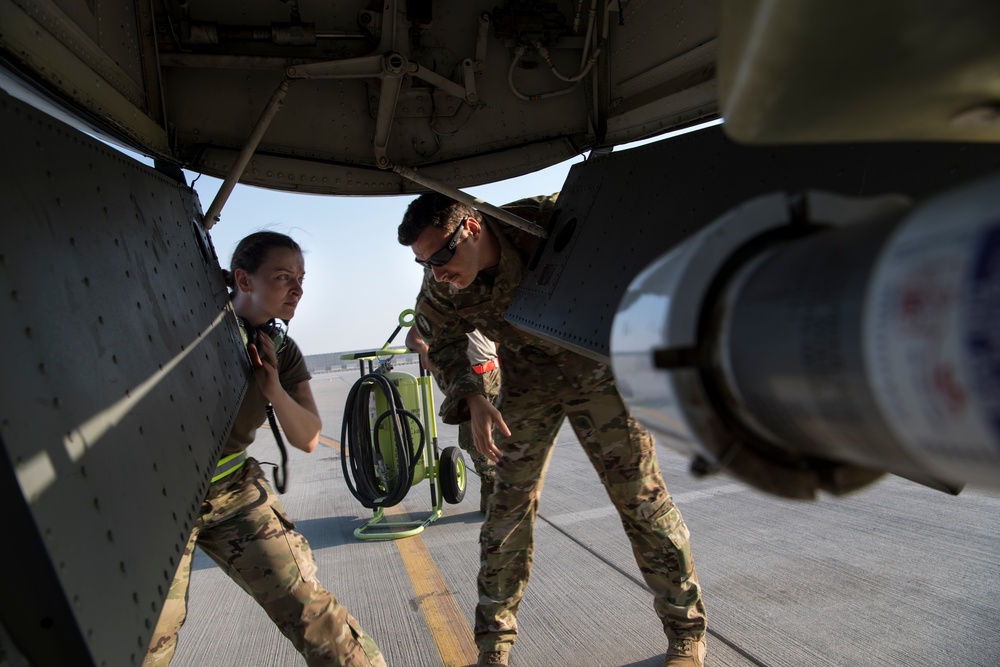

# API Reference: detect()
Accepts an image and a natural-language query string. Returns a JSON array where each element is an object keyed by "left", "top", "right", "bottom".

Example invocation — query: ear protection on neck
[
  {"left": 236, "top": 316, "right": 288, "bottom": 357},
  {"left": 259, "top": 318, "right": 288, "bottom": 355}
]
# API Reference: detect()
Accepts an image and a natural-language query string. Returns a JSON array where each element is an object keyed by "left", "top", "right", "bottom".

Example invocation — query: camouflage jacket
[{"left": 413, "top": 194, "right": 614, "bottom": 424}]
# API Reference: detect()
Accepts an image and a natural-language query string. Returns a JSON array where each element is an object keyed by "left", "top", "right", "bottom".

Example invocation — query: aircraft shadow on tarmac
[{"left": 187, "top": 515, "right": 359, "bottom": 571}]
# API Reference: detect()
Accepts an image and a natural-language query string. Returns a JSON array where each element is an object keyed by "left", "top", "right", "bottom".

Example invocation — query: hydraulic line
[{"left": 340, "top": 370, "right": 425, "bottom": 508}]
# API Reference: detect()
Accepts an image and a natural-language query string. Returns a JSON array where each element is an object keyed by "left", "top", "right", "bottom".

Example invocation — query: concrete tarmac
[{"left": 172, "top": 363, "right": 1000, "bottom": 667}]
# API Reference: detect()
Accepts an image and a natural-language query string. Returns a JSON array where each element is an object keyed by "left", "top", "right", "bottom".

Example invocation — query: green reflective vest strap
[{"left": 212, "top": 451, "right": 248, "bottom": 483}]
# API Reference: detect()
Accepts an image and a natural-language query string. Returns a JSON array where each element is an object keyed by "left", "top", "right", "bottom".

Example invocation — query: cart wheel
[{"left": 439, "top": 446, "right": 467, "bottom": 504}]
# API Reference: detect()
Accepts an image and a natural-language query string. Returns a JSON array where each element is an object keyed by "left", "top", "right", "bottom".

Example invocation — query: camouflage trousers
[
  {"left": 457, "top": 366, "right": 501, "bottom": 481},
  {"left": 474, "top": 375, "right": 708, "bottom": 652},
  {"left": 143, "top": 458, "right": 386, "bottom": 667}
]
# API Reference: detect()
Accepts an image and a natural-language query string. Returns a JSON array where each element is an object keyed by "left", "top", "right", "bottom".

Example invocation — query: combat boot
[
  {"left": 479, "top": 475, "right": 494, "bottom": 514},
  {"left": 477, "top": 649, "right": 508, "bottom": 666},
  {"left": 663, "top": 636, "right": 706, "bottom": 667}
]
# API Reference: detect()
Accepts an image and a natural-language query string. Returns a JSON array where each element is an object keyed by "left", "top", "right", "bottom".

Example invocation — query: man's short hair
[{"left": 398, "top": 192, "right": 483, "bottom": 246}]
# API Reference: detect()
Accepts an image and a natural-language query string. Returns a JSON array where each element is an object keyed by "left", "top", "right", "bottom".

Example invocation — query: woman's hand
[{"left": 248, "top": 330, "right": 282, "bottom": 403}]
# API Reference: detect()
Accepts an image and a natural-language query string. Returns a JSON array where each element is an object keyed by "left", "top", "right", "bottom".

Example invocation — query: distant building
[
  {"left": 302, "top": 352, "right": 344, "bottom": 373},
  {"left": 304, "top": 349, "right": 419, "bottom": 374}
]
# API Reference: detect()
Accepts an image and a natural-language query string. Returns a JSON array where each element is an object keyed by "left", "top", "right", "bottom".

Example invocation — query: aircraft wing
[{"left": 2, "top": 0, "right": 996, "bottom": 197}]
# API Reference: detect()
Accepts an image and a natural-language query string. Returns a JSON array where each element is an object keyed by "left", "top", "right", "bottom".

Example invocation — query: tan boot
[
  {"left": 663, "top": 636, "right": 706, "bottom": 667},
  {"left": 477, "top": 649, "right": 508, "bottom": 666}
]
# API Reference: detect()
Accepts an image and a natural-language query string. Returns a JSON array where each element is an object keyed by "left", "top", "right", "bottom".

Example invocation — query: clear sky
[
  {"left": 118, "top": 120, "right": 720, "bottom": 356},
  {"left": 192, "top": 157, "right": 583, "bottom": 356}
]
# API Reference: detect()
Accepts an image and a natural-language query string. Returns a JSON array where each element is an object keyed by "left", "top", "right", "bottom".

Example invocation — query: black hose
[{"left": 340, "top": 372, "right": 425, "bottom": 509}]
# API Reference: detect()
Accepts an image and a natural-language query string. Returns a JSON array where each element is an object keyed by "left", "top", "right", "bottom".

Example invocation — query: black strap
[{"left": 265, "top": 404, "right": 289, "bottom": 493}]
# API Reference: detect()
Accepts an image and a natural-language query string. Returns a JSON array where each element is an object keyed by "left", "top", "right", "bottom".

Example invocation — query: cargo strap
[{"left": 212, "top": 451, "right": 248, "bottom": 483}]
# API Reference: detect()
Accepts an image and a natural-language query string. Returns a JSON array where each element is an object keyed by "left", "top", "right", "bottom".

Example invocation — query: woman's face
[{"left": 238, "top": 247, "right": 305, "bottom": 324}]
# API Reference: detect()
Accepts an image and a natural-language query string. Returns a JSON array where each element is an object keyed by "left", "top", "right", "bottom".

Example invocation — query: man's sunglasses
[{"left": 415, "top": 221, "right": 465, "bottom": 269}]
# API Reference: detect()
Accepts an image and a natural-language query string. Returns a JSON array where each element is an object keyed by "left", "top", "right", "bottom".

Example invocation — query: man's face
[{"left": 411, "top": 220, "right": 480, "bottom": 289}]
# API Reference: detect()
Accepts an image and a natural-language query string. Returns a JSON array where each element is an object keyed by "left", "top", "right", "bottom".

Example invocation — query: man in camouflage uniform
[
  {"left": 397, "top": 193, "right": 708, "bottom": 667},
  {"left": 406, "top": 327, "right": 501, "bottom": 513}
]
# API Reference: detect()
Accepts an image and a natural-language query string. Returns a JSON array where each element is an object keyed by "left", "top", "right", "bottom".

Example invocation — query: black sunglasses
[{"left": 414, "top": 221, "right": 466, "bottom": 269}]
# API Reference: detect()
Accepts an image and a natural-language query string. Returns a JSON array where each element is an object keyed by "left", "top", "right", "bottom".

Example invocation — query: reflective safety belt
[
  {"left": 472, "top": 358, "right": 499, "bottom": 374},
  {"left": 212, "top": 451, "right": 248, "bottom": 483}
]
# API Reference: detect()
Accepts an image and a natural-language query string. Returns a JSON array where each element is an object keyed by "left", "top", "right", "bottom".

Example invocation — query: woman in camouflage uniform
[{"left": 143, "top": 232, "right": 386, "bottom": 667}]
